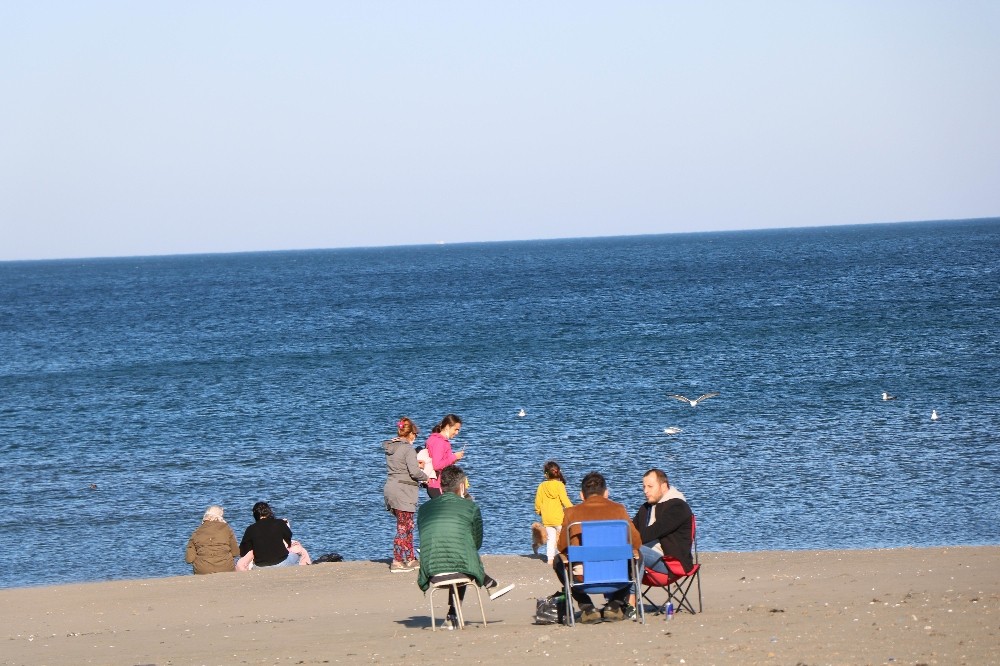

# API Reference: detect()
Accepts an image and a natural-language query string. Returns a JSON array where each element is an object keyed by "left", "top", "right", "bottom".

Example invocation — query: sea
[{"left": 1, "top": 218, "right": 998, "bottom": 589}]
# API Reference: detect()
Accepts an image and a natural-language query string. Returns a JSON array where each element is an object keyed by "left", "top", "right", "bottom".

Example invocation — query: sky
[{"left": 1, "top": 1, "right": 998, "bottom": 261}]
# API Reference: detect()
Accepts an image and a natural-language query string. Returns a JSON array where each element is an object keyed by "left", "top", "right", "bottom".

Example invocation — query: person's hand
[{"left": 455, "top": 450, "right": 465, "bottom": 460}]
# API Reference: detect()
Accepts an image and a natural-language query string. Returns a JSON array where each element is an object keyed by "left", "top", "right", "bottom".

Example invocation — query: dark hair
[
  {"left": 431, "top": 413, "right": 462, "bottom": 434},
  {"left": 580, "top": 471, "right": 607, "bottom": 498},
  {"left": 252, "top": 501, "right": 274, "bottom": 521},
  {"left": 543, "top": 460, "right": 566, "bottom": 484},
  {"left": 397, "top": 416, "right": 419, "bottom": 438},
  {"left": 644, "top": 468, "right": 669, "bottom": 486},
  {"left": 439, "top": 465, "right": 467, "bottom": 494}
]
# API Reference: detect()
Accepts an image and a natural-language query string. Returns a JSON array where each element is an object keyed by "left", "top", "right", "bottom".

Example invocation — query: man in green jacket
[{"left": 417, "top": 465, "right": 512, "bottom": 628}]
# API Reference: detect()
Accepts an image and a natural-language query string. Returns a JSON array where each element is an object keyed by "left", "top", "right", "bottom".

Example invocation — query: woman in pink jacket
[{"left": 424, "top": 413, "right": 465, "bottom": 498}]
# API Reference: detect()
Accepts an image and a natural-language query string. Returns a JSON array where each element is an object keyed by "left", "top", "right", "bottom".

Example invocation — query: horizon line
[{"left": 3, "top": 215, "right": 997, "bottom": 264}]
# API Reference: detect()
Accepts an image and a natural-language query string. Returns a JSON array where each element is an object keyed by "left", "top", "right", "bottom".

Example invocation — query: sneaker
[
  {"left": 483, "top": 575, "right": 498, "bottom": 589},
  {"left": 579, "top": 604, "right": 602, "bottom": 624},
  {"left": 622, "top": 603, "right": 637, "bottom": 620},
  {"left": 602, "top": 601, "right": 625, "bottom": 622},
  {"left": 488, "top": 583, "right": 515, "bottom": 601},
  {"left": 441, "top": 613, "right": 458, "bottom": 630},
  {"left": 389, "top": 560, "right": 412, "bottom": 573}
]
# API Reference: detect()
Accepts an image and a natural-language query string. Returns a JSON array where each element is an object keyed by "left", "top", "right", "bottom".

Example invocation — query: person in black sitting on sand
[{"left": 239, "top": 501, "right": 300, "bottom": 567}]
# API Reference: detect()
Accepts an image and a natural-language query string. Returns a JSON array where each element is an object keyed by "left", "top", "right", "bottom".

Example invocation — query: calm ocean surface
[{"left": 1, "top": 219, "right": 998, "bottom": 589}]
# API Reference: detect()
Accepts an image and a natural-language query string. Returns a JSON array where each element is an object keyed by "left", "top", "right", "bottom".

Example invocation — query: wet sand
[{"left": 2, "top": 546, "right": 997, "bottom": 666}]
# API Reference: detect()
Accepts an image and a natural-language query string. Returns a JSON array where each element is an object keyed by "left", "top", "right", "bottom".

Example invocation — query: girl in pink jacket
[{"left": 424, "top": 413, "right": 465, "bottom": 498}]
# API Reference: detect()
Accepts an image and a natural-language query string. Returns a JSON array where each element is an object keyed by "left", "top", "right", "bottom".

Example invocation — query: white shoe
[{"left": 489, "top": 583, "right": 515, "bottom": 601}]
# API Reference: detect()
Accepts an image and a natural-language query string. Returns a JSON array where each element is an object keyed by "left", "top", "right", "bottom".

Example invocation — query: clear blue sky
[{"left": 2, "top": 1, "right": 998, "bottom": 261}]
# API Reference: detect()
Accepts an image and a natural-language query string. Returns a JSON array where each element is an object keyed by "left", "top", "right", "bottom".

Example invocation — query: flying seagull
[
  {"left": 668, "top": 392, "right": 720, "bottom": 407},
  {"left": 882, "top": 392, "right": 896, "bottom": 401},
  {"left": 663, "top": 427, "right": 683, "bottom": 435}
]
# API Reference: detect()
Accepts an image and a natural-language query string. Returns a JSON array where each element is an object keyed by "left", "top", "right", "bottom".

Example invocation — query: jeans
[
  {"left": 639, "top": 543, "right": 669, "bottom": 575},
  {"left": 553, "top": 558, "right": 629, "bottom": 610},
  {"left": 253, "top": 551, "right": 300, "bottom": 568}
]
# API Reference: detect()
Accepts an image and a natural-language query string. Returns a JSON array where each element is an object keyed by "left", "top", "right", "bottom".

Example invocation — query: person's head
[
  {"left": 432, "top": 413, "right": 462, "bottom": 439},
  {"left": 252, "top": 501, "right": 274, "bottom": 521},
  {"left": 580, "top": 471, "right": 608, "bottom": 499},
  {"left": 642, "top": 468, "right": 670, "bottom": 504},
  {"left": 543, "top": 460, "right": 566, "bottom": 484},
  {"left": 203, "top": 505, "right": 225, "bottom": 523},
  {"left": 397, "top": 416, "right": 419, "bottom": 440},
  {"left": 439, "top": 464, "right": 468, "bottom": 496}
]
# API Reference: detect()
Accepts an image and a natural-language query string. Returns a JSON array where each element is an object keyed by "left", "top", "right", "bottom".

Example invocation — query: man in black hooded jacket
[{"left": 632, "top": 468, "right": 693, "bottom": 575}]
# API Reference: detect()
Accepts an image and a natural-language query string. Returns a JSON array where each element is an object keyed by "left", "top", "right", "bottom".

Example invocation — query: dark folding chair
[
  {"left": 640, "top": 513, "right": 702, "bottom": 614},
  {"left": 561, "top": 519, "right": 645, "bottom": 626}
]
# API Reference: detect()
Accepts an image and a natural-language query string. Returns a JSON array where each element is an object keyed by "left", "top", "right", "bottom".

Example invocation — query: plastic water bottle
[{"left": 665, "top": 602, "right": 674, "bottom": 620}]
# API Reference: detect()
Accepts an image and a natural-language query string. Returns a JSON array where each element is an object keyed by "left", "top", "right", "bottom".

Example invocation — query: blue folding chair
[{"left": 561, "top": 519, "right": 645, "bottom": 626}]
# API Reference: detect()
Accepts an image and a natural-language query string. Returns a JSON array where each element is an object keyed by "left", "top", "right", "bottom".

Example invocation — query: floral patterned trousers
[{"left": 393, "top": 509, "right": 416, "bottom": 563}]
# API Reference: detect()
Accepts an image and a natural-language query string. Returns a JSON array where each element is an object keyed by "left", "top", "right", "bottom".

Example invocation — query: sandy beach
[{"left": 2, "top": 547, "right": 996, "bottom": 666}]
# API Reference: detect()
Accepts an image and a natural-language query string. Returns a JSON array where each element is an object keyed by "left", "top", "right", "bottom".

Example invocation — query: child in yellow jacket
[{"left": 533, "top": 460, "right": 573, "bottom": 564}]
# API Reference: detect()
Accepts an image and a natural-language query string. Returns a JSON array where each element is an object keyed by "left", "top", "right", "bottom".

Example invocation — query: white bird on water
[
  {"left": 668, "top": 392, "right": 720, "bottom": 407},
  {"left": 517, "top": 408, "right": 526, "bottom": 417},
  {"left": 882, "top": 392, "right": 897, "bottom": 401},
  {"left": 931, "top": 409, "right": 940, "bottom": 421},
  {"left": 663, "top": 427, "right": 683, "bottom": 435}
]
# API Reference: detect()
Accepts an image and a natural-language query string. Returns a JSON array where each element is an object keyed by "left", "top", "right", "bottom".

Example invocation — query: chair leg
[
  {"left": 562, "top": 564, "right": 575, "bottom": 627},
  {"left": 453, "top": 583, "right": 466, "bottom": 629},
  {"left": 671, "top": 576, "right": 700, "bottom": 614},
  {"left": 452, "top": 582, "right": 488, "bottom": 630},
  {"left": 631, "top": 560, "right": 645, "bottom": 624},
  {"left": 430, "top": 587, "right": 439, "bottom": 631},
  {"left": 471, "top": 584, "right": 487, "bottom": 627},
  {"left": 641, "top": 584, "right": 666, "bottom": 614}
]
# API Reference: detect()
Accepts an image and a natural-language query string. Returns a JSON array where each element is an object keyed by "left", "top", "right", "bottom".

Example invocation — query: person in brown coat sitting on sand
[{"left": 185, "top": 505, "right": 240, "bottom": 574}]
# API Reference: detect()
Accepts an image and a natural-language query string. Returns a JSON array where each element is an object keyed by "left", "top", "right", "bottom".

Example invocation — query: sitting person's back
[
  {"left": 416, "top": 473, "right": 484, "bottom": 590},
  {"left": 554, "top": 471, "right": 642, "bottom": 623},
  {"left": 240, "top": 501, "right": 297, "bottom": 567},
  {"left": 185, "top": 505, "right": 240, "bottom": 574},
  {"left": 415, "top": 465, "right": 513, "bottom": 628}
]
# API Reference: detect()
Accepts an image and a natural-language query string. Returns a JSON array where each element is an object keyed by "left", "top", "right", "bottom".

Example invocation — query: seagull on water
[
  {"left": 931, "top": 409, "right": 940, "bottom": 421},
  {"left": 668, "top": 392, "right": 720, "bottom": 407},
  {"left": 663, "top": 427, "right": 683, "bottom": 435},
  {"left": 517, "top": 408, "right": 526, "bottom": 417},
  {"left": 882, "top": 392, "right": 896, "bottom": 401}
]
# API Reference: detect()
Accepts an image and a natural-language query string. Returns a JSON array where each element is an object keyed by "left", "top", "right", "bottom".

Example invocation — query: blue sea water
[{"left": 1, "top": 219, "right": 998, "bottom": 589}]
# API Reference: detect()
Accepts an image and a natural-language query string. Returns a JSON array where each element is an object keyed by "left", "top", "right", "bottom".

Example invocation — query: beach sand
[{"left": 2, "top": 547, "right": 996, "bottom": 666}]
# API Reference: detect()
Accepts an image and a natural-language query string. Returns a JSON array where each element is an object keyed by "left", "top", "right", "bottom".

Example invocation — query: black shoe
[{"left": 483, "top": 575, "right": 498, "bottom": 590}]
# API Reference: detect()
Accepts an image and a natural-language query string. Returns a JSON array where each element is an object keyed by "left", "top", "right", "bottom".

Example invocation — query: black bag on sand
[
  {"left": 312, "top": 552, "right": 344, "bottom": 564},
  {"left": 534, "top": 591, "right": 566, "bottom": 625}
]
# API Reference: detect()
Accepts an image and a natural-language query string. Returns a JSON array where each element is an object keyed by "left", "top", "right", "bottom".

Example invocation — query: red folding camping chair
[{"left": 640, "top": 513, "right": 702, "bottom": 614}]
